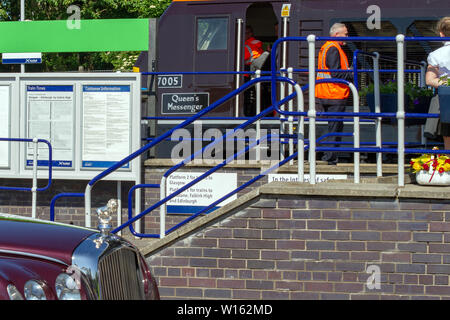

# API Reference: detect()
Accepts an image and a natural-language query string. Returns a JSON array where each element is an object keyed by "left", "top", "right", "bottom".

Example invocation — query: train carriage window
[{"left": 197, "top": 17, "right": 228, "bottom": 51}]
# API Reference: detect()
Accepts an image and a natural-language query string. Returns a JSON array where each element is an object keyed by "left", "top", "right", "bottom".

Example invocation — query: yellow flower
[{"left": 412, "top": 162, "right": 422, "bottom": 172}]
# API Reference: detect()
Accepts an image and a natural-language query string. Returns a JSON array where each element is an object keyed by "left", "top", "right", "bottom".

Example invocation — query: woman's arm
[{"left": 426, "top": 64, "right": 445, "bottom": 88}]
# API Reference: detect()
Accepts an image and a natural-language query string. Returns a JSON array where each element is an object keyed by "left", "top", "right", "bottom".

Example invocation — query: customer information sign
[
  {"left": 0, "top": 73, "right": 141, "bottom": 182},
  {"left": 81, "top": 85, "right": 131, "bottom": 169}
]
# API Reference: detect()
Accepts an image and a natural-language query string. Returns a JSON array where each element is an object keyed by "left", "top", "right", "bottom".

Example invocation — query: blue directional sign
[{"left": 2, "top": 53, "right": 42, "bottom": 64}]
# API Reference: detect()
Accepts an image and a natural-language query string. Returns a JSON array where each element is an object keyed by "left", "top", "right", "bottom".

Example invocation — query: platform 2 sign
[
  {"left": 166, "top": 172, "right": 237, "bottom": 214},
  {"left": 161, "top": 92, "right": 209, "bottom": 114}
]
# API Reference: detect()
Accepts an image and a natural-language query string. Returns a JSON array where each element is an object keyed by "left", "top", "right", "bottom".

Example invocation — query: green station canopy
[{"left": 0, "top": 19, "right": 149, "bottom": 53}]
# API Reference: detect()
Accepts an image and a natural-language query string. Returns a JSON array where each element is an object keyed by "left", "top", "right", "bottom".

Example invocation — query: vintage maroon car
[{"left": 0, "top": 205, "right": 159, "bottom": 300}]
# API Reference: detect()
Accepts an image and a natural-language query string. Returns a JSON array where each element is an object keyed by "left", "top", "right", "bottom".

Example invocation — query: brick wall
[
  {"left": 147, "top": 194, "right": 450, "bottom": 300},
  {"left": 0, "top": 178, "right": 134, "bottom": 227}
]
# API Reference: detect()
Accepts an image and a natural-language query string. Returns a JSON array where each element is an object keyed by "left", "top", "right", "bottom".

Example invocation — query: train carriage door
[{"left": 244, "top": 2, "right": 279, "bottom": 116}]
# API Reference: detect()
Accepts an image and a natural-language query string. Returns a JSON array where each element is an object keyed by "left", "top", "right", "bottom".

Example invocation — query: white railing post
[
  {"left": 159, "top": 176, "right": 167, "bottom": 239},
  {"left": 288, "top": 67, "right": 294, "bottom": 165},
  {"left": 255, "top": 69, "right": 261, "bottom": 162},
  {"left": 117, "top": 181, "right": 122, "bottom": 236},
  {"left": 31, "top": 137, "right": 38, "bottom": 219},
  {"left": 235, "top": 18, "right": 243, "bottom": 118},
  {"left": 84, "top": 184, "right": 92, "bottom": 228},
  {"left": 293, "top": 83, "right": 305, "bottom": 183},
  {"left": 279, "top": 17, "right": 289, "bottom": 161},
  {"left": 349, "top": 83, "right": 360, "bottom": 183},
  {"left": 372, "top": 52, "right": 383, "bottom": 177},
  {"left": 307, "top": 34, "right": 317, "bottom": 184},
  {"left": 396, "top": 34, "right": 405, "bottom": 187}
]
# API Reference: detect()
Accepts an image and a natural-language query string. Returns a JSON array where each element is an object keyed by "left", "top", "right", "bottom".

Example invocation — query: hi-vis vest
[
  {"left": 244, "top": 37, "right": 263, "bottom": 65},
  {"left": 315, "top": 41, "right": 350, "bottom": 99}
]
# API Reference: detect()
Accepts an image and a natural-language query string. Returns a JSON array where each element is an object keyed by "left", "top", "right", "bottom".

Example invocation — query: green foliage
[
  {"left": 360, "top": 80, "right": 433, "bottom": 100},
  {"left": 0, "top": 0, "right": 171, "bottom": 71}
]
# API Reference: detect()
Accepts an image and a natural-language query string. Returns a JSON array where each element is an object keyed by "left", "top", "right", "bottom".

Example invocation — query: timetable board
[
  {"left": 25, "top": 85, "right": 74, "bottom": 168},
  {"left": 0, "top": 73, "right": 142, "bottom": 182}
]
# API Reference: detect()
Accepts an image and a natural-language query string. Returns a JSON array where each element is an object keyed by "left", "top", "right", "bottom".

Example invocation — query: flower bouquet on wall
[{"left": 410, "top": 148, "right": 450, "bottom": 185}]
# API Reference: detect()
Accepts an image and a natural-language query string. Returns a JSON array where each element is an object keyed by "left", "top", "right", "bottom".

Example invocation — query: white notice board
[
  {"left": 0, "top": 86, "right": 10, "bottom": 168},
  {"left": 25, "top": 85, "right": 74, "bottom": 168},
  {"left": 166, "top": 172, "right": 237, "bottom": 214},
  {"left": 81, "top": 85, "right": 131, "bottom": 170}
]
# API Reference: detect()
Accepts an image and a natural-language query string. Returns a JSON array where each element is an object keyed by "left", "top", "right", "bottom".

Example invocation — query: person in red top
[
  {"left": 315, "top": 22, "right": 352, "bottom": 164},
  {"left": 243, "top": 26, "right": 265, "bottom": 116},
  {"left": 244, "top": 26, "right": 264, "bottom": 67}
]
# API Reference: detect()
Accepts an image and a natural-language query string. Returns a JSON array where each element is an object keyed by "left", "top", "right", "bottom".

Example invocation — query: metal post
[
  {"left": 31, "top": 138, "right": 38, "bottom": 218},
  {"left": 307, "top": 35, "right": 317, "bottom": 184},
  {"left": 159, "top": 176, "right": 167, "bottom": 239},
  {"left": 373, "top": 52, "right": 382, "bottom": 177},
  {"left": 420, "top": 61, "right": 427, "bottom": 88},
  {"left": 287, "top": 67, "right": 294, "bottom": 165},
  {"left": 84, "top": 185, "right": 92, "bottom": 228},
  {"left": 294, "top": 83, "right": 305, "bottom": 183},
  {"left": 117, "top": 181, "right": 122, "bottom": 236},
  {"left": 396, "top": 34, "right": 405, "bottom": 187},
  {"left": 255, "top": 69, "right": 261, "bottom": 162},
  {"left": 235, "top": 19, "right": 243, "bottom": 118},
  {"left": 20, "top": 0, "right": 25, "bottom": 73},
  {"left": 280, "top": 17, "right": 289, "bottom": 160},
  {"left": 349, "top": 83, "right": 360, "bottom": 184}
]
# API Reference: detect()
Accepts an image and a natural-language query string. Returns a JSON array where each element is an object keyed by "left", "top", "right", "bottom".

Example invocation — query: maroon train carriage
[{"left": 0, "top": 201, "right": 159, "bottom": 300}]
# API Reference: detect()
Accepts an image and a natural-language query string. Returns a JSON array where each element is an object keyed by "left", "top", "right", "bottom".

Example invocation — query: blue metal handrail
[
  {"left": 115, "top": 127, "right": 283, "bottom": 237},
  {"left": 112, "top": 76, "right": 303, "bottom": 236},
  {"left": 79, "top": 75, "right": 302, "bottom": 229},
  {"left": 0, "top": 138, "right": 53, "bottom": 192},
  {"left": 50, "top": 35, "right": 450, "bottom": 235}
]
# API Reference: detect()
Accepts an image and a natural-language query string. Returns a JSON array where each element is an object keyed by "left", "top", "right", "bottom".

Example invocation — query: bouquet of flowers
[
  {"left": 410, "top": 148, "right": 450, "bottom": 184},
  {"left": 410, "top": 154, "right": 450, "bottom": 173}
]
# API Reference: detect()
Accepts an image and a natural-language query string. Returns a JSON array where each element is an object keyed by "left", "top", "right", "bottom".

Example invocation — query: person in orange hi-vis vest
[
  {"left": 243, "top": 26, "right": 265, "bottom": 116},
  {"left": 315, "top": 22, "right": 353, "bottom": 164}
]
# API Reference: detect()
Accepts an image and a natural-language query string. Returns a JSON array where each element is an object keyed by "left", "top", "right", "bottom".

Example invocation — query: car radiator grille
[{"left": 98, "top": 247, "right": 143, "bottom": 300}]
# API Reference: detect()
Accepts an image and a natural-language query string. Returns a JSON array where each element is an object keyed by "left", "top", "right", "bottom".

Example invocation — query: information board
[
  {"left": 166, "top": 172, "right": 237, "bottom": 214},
  {"left": 26, "top": 85, "right": 74, "bottom": 168},
  {"left": 0, "top": 73, "right": 141, "bottom": 181},
  {"left": 81, "top": 85, "right": 131, "bottom": 169},
  {"left": 0, "top": 86, "right": 10, "bottom": 168}
]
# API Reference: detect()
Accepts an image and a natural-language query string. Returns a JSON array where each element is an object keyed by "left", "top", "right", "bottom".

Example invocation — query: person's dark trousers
[
  {"left": 243, "top": 75, "right": 256, "bottom": 117},
  {"left": 317, "top": 98, "right": 348, "bottom": 163}
]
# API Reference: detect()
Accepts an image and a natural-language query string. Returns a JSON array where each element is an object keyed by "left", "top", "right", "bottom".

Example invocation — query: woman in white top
[{"left": 426, "top": 17, "right": 450, "bottom": 149}]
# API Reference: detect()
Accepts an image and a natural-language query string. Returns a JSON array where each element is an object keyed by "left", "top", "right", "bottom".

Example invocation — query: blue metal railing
[
  {"left": 49, "top": 35, "right": 450, "bottom": 238},
  {"left": 0, "top": 138, "right": 52, "bottom": 219},
  {"left": 0, "top": 138, "right": 53, "bottom": 192}
]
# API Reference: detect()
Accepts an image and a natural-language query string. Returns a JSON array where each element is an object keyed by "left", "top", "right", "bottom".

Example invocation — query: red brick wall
[{"left": 147, "top": 194, "right": 450, "bottom": 300}]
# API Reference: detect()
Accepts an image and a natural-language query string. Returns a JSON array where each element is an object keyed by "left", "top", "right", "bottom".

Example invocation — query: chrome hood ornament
[{"left": 96, "top": 199, "right": 118, "bottom": 236}]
